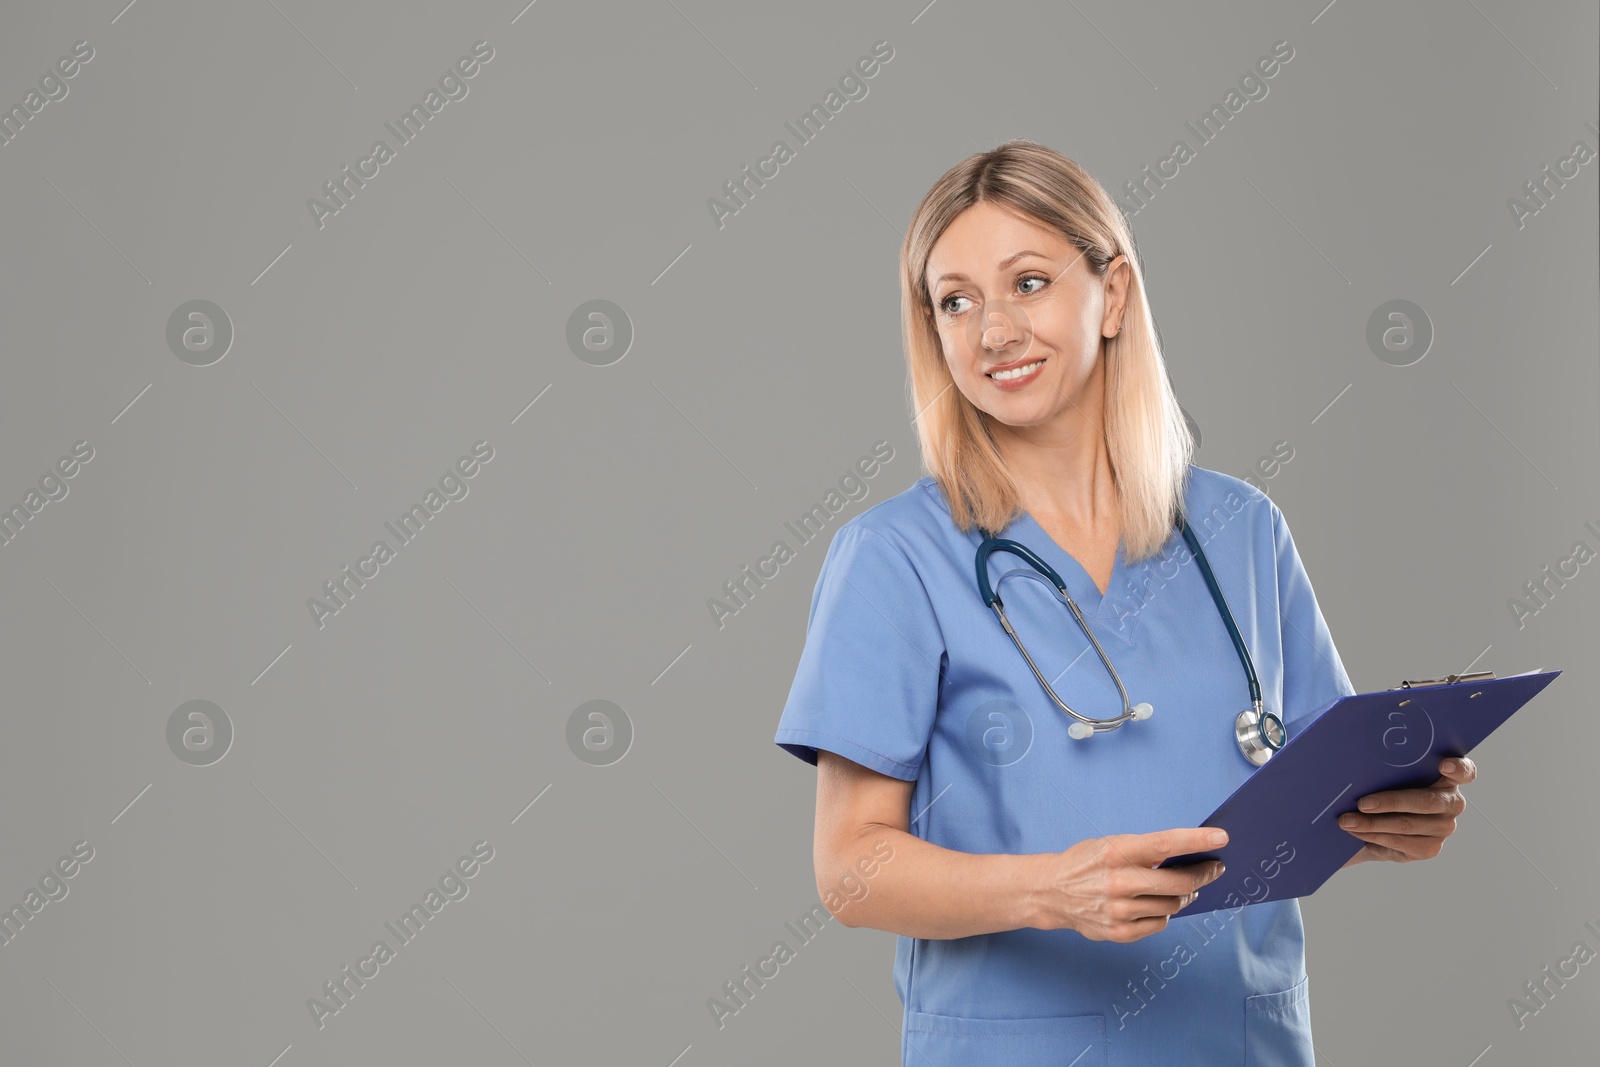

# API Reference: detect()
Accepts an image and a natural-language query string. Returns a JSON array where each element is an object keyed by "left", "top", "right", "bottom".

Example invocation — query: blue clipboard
[{"left": 1157, "top": 667, "right": 1562, "bottom": 915}]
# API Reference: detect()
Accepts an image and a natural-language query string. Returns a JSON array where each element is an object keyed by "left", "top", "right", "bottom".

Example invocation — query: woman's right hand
[{"left": 1032, "top": 828, "right": 1229, "bottom": 942}]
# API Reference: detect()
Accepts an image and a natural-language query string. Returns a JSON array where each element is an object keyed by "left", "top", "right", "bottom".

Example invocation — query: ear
[{"left": 1102, "top": 254, "right": 1131, "bottom": 337}]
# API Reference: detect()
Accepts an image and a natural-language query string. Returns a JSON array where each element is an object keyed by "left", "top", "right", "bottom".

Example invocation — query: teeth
[{"left": 989, "top": 359, "right": 1044, "bottom": 381}]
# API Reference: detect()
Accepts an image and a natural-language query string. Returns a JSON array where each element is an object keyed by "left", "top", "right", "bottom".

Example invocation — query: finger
[
  {"left": 1103, "top": 913, "right": 1174, "bottom": 943},
  {"left": 1128, "top": 890, "right": 1200, "bottom": 920},
  {"left": 1341, "top": 828, "right": 1443, "bottom": 860},
  {"left": 1095, "top": 837, "right": 1176, "bottom": 897},
  {"left": 1353, "top": 840, "right": 1409, "bottom": 863},
  {"left": 1111, "top": 860, "right": 1225, "bottom": 900},
  {"left": 1339, "top": 811, "right": 1456, "bottom": 836},
  {"left": 1351, "top": 786, "right": 1464, "bottom": 816},
  {"left": 1437, "top": 756, "right": 1477, "bottom": 784},
  {"left": 1114, "top": 827, "right": 1229, "bottom": 869}
]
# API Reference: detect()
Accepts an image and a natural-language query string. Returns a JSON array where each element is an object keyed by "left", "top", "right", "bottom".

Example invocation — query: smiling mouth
[{"left": 987, "top": 359, "right": 1045, "bottom": 381}]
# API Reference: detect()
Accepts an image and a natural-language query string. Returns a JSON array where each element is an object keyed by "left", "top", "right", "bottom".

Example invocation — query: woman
[{"left": 772, "top": 140, "right": 1475, "bottom": 1066}]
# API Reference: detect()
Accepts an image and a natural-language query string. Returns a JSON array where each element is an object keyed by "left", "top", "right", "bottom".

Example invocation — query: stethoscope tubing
[
  {"left": 976, "top": 509, "right": 1278, "bottom": 750},
  {"left": 988, "top": 559, "right": 1135, "bottom": 725},
  {"left": 1174, "top": 513, "right": 1262, "bottom": 710}
]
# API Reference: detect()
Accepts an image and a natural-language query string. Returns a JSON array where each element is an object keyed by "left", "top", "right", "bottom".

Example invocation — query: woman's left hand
[{"left": 1338, "top": 756, "right": 1475, "bottom": 866}]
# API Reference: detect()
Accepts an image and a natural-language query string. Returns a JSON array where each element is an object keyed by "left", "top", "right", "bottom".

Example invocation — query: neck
[{"left": 992, "top": 362, "right": 1117, "bottom": 531}]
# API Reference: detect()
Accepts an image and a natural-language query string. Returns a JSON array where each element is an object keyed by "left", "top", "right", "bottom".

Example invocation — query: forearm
[{"left": 825, "top": 824, "right": 1046, "bottom": 940}]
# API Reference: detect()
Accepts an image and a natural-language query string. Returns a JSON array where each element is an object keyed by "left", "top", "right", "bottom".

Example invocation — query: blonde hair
[{"left": 899, "top": 139, "right": 1195, "bottom": 562}]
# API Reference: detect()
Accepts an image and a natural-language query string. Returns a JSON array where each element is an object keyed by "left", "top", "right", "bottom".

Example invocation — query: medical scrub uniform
[{"left": 774, "top": 465, "right": 1356, "bottom": 1066}]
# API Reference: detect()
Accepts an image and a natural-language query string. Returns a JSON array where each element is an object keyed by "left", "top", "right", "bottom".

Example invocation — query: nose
[
  {"left": 981, "top": 309, "right": 1017, "bottom": 350},
  {"left": 967, "top": 298, "right": 1032, "bottom": 363}
]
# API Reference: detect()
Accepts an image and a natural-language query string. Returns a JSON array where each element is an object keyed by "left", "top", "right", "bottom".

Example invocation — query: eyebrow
[{"left": 931, "top": 249, "right": 1051, "bottom": 287}]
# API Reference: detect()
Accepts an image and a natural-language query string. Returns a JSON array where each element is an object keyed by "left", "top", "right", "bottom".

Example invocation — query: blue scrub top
[{"left": 774, "top": 465, "right": 1356, "bottom": 1067}]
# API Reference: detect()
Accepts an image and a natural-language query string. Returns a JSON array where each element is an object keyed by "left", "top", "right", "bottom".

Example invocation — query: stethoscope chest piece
[{"left": 1234, "top": 705, "right": 1287, "bottom": 766}]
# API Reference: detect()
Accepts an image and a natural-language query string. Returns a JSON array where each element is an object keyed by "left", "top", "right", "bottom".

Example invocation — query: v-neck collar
[{"left": 1010, "top": 510, "right": 1126, "bottom": 618}]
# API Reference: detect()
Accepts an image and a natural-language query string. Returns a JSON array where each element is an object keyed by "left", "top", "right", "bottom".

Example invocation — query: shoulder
[
  {"left": 1175, "top": 464, "right": 1293, "bottom": 562},
  {"left": 833, "top": 475, "right": 950, "bottom": 543},
  {"left": 812, "top": 475, "right": 959, "bottom": 577},
  {"left": 1181, "top": 463, "right": 1281, "bottom": 527}
]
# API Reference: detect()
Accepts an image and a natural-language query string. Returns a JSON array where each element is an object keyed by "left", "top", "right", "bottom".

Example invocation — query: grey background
[{"left": 0, "top": 0, "right": 1595, "bottom": 1064}]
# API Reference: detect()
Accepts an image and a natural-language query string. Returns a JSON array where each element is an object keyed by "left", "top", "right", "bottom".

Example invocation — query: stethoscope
[{"left": 975, "top": 512, "right": 1286, "bottom": 766}]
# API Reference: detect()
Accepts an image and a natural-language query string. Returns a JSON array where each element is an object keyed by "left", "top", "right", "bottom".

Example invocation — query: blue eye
[{"left": 937, "top": 274, "right": 1049, "bottom": 317}]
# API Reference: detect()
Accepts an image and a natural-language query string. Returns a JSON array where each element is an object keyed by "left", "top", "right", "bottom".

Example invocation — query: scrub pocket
[
  {"left": 1244, "top": 974, "right": 1314, "bottom": 1067},
  {"left": 904, "top": 1009, "right": 1106, "bottom": 1067}
]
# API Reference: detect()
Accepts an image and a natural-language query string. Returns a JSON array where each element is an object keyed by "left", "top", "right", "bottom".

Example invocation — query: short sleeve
[
  {"left": 773, "top": 523, "right": 946, "bottom": 781},
  {"left": 1271, "top": 500, "right": 1356, "bottom": 728}
]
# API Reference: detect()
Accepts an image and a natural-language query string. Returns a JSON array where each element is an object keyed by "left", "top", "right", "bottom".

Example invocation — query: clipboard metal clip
[{"left": 1392, "top": 670, "right": 1496, "bottom": 690}]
